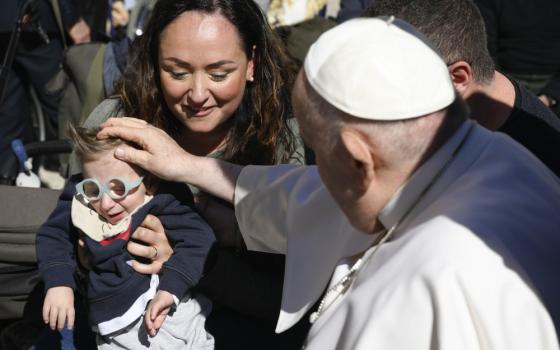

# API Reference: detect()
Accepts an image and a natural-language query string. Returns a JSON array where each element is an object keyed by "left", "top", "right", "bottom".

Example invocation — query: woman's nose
[{"left": 187, "top": 74, "right": 209, "bottom": 104}]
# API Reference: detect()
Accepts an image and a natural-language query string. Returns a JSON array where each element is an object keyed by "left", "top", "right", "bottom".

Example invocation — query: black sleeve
[
  {"left": 541, "top": 69, "right": 560, "bottom": 101},
  {"left": 157, "top": 196, "right": 216, "bottom": 298},
  {"left": 58, "top": 0, "right": 83, "bottom": 28},
  {"left": 36, "top": 175, "right": 81, "bottom": 290}
]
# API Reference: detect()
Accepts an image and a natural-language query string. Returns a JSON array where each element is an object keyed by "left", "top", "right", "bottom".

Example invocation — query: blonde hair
[
  {"left": 67, "top": 124, "right": 125, "bottom": 161},
  {"left": 68, "top": 124, "right": 158, "bottom": 189}
]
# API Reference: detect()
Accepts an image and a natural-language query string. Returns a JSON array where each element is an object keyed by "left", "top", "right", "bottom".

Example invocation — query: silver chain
[{"left": 308, "top": 224, "right": 392, "bottom": 324}]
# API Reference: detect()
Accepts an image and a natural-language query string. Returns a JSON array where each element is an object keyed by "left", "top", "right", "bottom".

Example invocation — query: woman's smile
[{"left": 185, "top": 105, "right": 217, "bottom": 118}]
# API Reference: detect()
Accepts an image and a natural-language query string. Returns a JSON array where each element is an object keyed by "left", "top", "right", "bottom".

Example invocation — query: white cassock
[{"left": 234, "top": 121, "right": 560, "bottom": 349}]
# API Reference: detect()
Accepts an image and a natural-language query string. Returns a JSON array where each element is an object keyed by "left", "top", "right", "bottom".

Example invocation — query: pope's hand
[{"left": 98, "top": 118, "right": 193, "bottom": 183}]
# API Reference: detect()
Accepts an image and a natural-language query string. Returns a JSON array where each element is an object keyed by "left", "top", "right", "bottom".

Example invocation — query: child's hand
[
  {"left": 145, "top": 290, "right": 174, "bottom": 337},
  {"left": 43, "top": 287, "right": 75, "bottom": 331}
]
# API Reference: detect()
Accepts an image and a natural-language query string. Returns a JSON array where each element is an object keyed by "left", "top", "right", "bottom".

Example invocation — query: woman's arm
[{"left": 156, "top": 194, "right": 216, "bottom": 298}]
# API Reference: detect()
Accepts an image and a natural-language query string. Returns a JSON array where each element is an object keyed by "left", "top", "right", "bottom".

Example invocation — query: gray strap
[{"left": 49, "top": 0, "right": 68, "bottom": 50}]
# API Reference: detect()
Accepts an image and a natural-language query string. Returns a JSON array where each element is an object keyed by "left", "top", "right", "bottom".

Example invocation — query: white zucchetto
[{"left": 304, "top": 17, "right": 455, "bottom": 120}]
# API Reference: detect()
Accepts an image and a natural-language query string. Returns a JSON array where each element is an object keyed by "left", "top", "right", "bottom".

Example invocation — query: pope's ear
[
  {"left": 448, "top": 61, "right": 473, "bottom": 96},
  {"left": 340, "top": 128, "right": 375, "bottom": 192}
]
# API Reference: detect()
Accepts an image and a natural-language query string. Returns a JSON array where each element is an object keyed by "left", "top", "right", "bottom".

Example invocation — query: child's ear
[{"left": 145, "top": 176, "right": 160, "bottom": 195}]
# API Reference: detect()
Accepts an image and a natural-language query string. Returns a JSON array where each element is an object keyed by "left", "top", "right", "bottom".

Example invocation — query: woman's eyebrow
[
  {"left": 206, "top": 60, "right": 236, "bottom": 69},
  {"left": 161, "top": 57, "right": 192, "bottom": 67},
  {"left": 161, "top": 58, "right": 236, "bottom": 69}
]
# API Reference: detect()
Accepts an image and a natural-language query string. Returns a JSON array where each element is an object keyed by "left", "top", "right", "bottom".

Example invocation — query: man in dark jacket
[{"left": 0, "top": 0, "right": 86, "bottom": 159}]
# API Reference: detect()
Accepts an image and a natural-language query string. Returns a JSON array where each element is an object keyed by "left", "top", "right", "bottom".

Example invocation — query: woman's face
[{"left": 158, "top": 11, "right": 254, "bottom": 136}]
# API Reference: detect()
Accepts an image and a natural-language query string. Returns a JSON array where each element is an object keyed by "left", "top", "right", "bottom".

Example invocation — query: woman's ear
[
  {"left": 246, "top": 45, "right": 256, "bottom": 82},
  {"left": 448, "top": 61, "right": 473, "bottom": 96},
  {"left": 340, "top": 128, "right": 375, "bottom": 193}
]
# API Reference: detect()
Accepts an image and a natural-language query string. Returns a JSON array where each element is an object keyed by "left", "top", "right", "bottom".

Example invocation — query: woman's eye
[
  {"left": 170, "top": 71, "right": 189, "bottom": 79},
  {"left": 210, "top": 73, "right": 228, "bottom": 81}
]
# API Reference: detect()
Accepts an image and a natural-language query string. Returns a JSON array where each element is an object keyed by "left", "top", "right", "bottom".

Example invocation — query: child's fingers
[
  {"left": 153, "top": 314, "right": 166, "bottom": 332},
  {"left": 49, "top": 307, "right": 58, "bottom": 330},
  {"left": 42, "top": 303, "right": 50, "bottom": 324},
  {"left": 149, "top": 327, "right": 157, "bottom": 337},
  {"left": 57, "top": 308, "right": 67, "bottom": 331},
  {"left": 145, "top": 304, "right": 154, "bottom": 331},
  {"left": 151, "top": 300, "right": 169, "bottom": 334},
  {"left": 150, "top": 301, "right": 161, "bottom": 320},
  {"left": 67, "top": 307, "right": 75, "bottom": 330},
  {"left": 145, "top": 315, "right": 153, "bottom": 331},
  {"left": 147, "top": 302, "right": 165, "bottom": 337}
]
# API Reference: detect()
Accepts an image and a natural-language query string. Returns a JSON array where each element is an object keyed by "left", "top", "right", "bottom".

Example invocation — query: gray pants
[{"left": 97, "top": 293, "right": 214, "bottom": 349}]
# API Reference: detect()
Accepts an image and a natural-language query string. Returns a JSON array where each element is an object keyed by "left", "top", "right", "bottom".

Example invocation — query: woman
[{"left": 75, "top": 0, "right": 308, "bottom": 348}]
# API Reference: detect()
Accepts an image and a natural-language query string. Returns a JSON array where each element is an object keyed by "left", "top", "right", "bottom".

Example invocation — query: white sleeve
[
  {"left": 234, "top": 164, "right": 318, "bottom": 254},
  {"left": 234, "top": 164, "right": 378, "bottom": 333}
]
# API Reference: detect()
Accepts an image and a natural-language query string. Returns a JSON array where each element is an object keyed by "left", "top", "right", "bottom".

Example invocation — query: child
[{"left": 36, "top": 126, "right": 215, "bottom": 349}]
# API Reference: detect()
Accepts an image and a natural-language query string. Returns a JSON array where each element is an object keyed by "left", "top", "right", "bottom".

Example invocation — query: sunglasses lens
[
  {"left": 108, "top": 179, "right": 126, "bottom": 199},
  {"left": 83, "top": 180, "right": 100, "bottom": 200}
]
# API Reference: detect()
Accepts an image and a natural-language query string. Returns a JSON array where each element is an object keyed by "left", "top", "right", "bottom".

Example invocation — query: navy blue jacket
[
  {"left": 36, "top": 176, "right": 216, "bottom": 325},
  {"left": 337, "top": 0, "right": 375, "bottom": 23},
  {"left": 0, "top": 0, "right": 81, "bottom": 33}
]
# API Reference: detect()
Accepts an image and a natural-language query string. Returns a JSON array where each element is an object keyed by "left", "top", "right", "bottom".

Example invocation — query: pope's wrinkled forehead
[{"left": 303, "top": 16, "right": 455, "bottom": 121}]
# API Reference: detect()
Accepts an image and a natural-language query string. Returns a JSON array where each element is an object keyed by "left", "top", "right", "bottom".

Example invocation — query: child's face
[{"left": 82, "top": 150, "right": 148, "bottom": 224}]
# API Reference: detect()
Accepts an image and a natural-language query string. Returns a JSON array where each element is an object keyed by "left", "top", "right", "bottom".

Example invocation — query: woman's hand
[
  {"left": 98, "top": 118, "right": 193, "bottom": 183},
  {"left": 128, "top": 214, "right": 173, "bottom": 274}
]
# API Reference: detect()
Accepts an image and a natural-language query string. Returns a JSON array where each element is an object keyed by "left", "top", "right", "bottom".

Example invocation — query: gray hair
[{"left": 304, "top": 79, "right": 468, "bottom": 165}]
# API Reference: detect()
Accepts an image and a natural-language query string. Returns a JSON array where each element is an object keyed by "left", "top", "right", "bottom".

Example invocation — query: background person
[
  {"left": 99, "top": 17, "right": 560, "bottom": 348},
  {"left": 0, "top": 0, "right": 85, "bottom": 159},
  {"left": 473, "top": 0, "right": 560, "bottom": 116},
  {"left": 365, "top": 0, "right": 560, "bottom": 176}
]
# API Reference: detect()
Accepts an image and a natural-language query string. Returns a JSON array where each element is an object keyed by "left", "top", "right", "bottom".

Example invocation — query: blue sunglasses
[{"left": 75, "top": 176, "right": 144, "bottom": 201}]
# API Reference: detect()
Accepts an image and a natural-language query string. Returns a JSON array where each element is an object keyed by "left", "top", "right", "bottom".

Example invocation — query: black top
[
  {"left": 474, "top": 0, "right": 560, "bottom": 75},
  {"left": 36, "top": 175, "right": 216, "bottom": 325},
  {"left": 498, "top": 78, "right": 560, "bottom": 176},
  {"left": 474, "top": 0, "right": 560, "bottom": 99}
]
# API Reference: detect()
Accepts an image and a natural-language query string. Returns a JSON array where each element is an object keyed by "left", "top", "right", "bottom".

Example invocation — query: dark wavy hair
[{"left": 115, "top": 0, "right": 296, "bottom": 165}]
